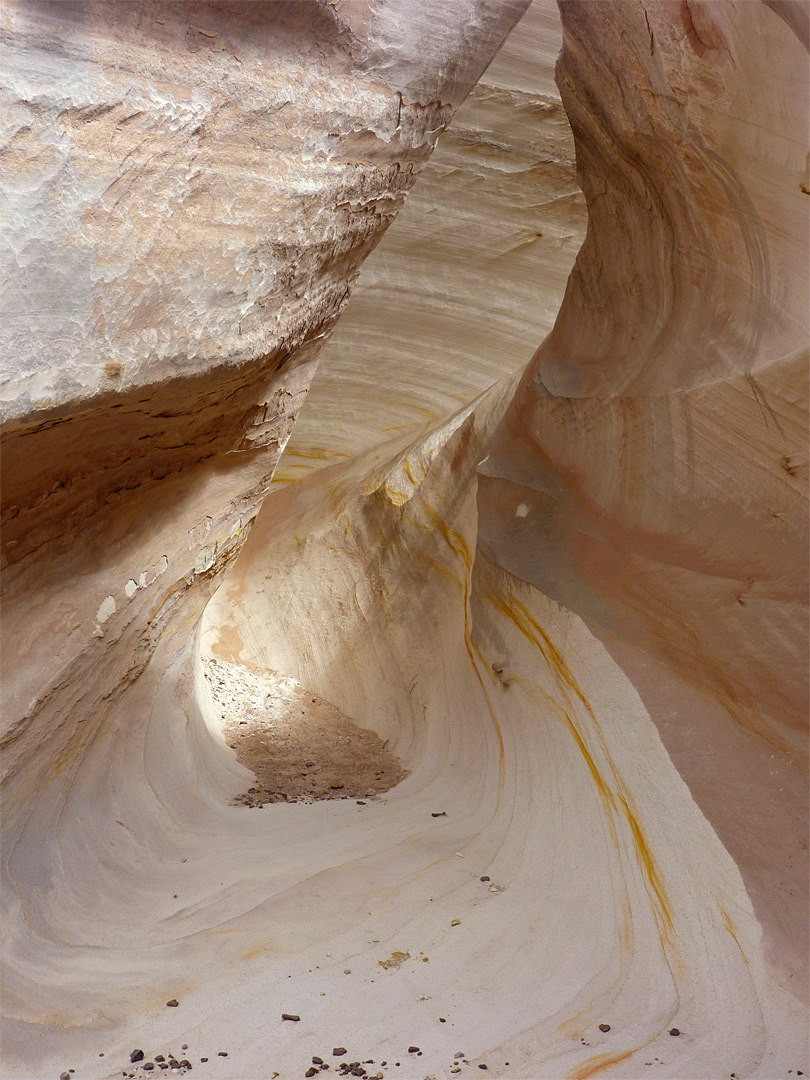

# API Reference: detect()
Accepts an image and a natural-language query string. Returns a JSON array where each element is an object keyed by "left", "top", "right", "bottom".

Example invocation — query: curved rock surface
[
  {"left": 1, "top": 2, "right": 807, "bottom": 1080},
  {"left": 479, "top": 0, "right": 809, "bottom": 1003}
]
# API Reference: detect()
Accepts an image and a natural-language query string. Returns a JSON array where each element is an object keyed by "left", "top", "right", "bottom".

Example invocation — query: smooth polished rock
[{"left": 479, "top": 0, "right": 809, "bottom": 1003}]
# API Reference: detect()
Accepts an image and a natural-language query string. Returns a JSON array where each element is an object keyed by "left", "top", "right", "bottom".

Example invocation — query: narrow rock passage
[{"left": 204, "top": 657, "right": 407, "bottom": 806}]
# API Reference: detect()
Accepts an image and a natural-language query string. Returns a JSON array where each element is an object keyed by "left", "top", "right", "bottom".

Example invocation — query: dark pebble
[
  {"left": 182, "top": 1045, "right": 188, "bottom": 1051},
  {"left": 143, "top": 1066, "right": 155, "bottom": 1072},
  {"left": 282, "top": 1013, "right": 301, "bottom": 1021},
  {"left": 480, "top": 876, "right": 490, "bottom": 883},
  {"left": 218, "top": 1052, "right": 228, "bottom": 1057},
  {"left": 431, "top": 812, "right": 446, "bottom": 818},
  {"left": 307, "top": 1071, "right": 319, "bottom": 1078},
  {"left": 669, "top": 1029, "right": 680, "bottom": 1037},
  {"left": 599, "top": 1024, "right": 611, "bottom": 1033},
  {"left": 479, "top": 1067, "right": 488, "bottom": 1071},
  {"left": 408, "top": 1047, "right": 420, "bottom": 1054},
  {"left": 200, "top": 1059, "right": 208, "bottom": 1063},
  {"left": 155, "top": 1056, "right": 165, "bottom": 1063},
  {"left": 313, "top": 1058, "right": 324, "bottom": 1065},
  {"left": 439, "top": 1018, "right": 446, "bottom": 1023},
  {"left": 131, "top": 1051, "right": 145, "bottom": 1063},
  {"left": 60, "top": 1073, "right": 70, "bottom": 1080},
  {"left": 333, "top": 1048, "right": 347, "bottom": 1057},
  {"left": 166, "top": 999, "right": 179, "bottom": 1007},
  {"left": 180, "top": 1062, "right": 192, "bottom": 1069}
]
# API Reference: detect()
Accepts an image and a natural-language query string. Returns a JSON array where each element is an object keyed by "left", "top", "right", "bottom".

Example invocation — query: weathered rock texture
[
  {"left": 0, "top": 0, "right": 525, "bottom": 795},
  {"left": 274, "top": 0, "right": 586, "bottom": 477},
  {"left": 0, "top": 0, "right": 528, "bottom": 1074},
  {"left": 1, "top": 1, "right": 808, "bottom": 1079}
]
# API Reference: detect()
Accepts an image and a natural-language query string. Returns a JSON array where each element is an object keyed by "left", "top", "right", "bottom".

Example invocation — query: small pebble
[
  {"left": 669, "top": 1029, "right": 680, "bottom": 1037},
  {"left": 455, "top": 1053, "right": 465, "bottom": 1060},
  {"left": 306, "top": 1071, "right": 318, "bottom": 1078},
  {"left": 313, "top": 1058, "right": 324, "bottom": 1065},
  {"left": 182, "top": 1046, "right": 188, "bottom": 1051},
  {"left": 408, "top": 1047, "right": 419, "bottom": 1054},
  {"left": 131, "top": 1051, "right": 145, "bottom": 1063},
  {"left": 61, "top": 1073, "right": 70, "bottom": 1080},
  {"left": 480, "top": 876, "right": 490, "bottom": 882},
  {"left": 451, "top": 919, "right": 461, "bottom": 927},
  {"left": 167, "top": 999, "right": 179, "bottom": 1007},
  {"left": 439, "top": 1017, "right": 446, "bottom": 1023},
  {"left": 599, "top": 1024, "right": 611, "bottom": 1033},
  {"left": 344, "top": 969, "right": 351, "bottom": 975},
  {"left": 479, "top": 1067, "right": 488, "bottom": 1071},
  {"left": 218, "top": 1052, "right": 228, "bottom": 1057},
  {"left": 200, "top": 1060, "right": 208, "bottom": 1064},
  {"left": 431, "top": 812, "right": 446, "bottom": 817},
  {"left": 156, "top": 1057, "right": 166, "bottom": 1063},
  {"left": 143, "top": 1066, "right": 155, "bottom": 1072},
  {"left": 282, "top": 1013, "right": 301, "bottom": 1022},
  {"left": 333, "top": 1048, "right": 347, "bottom": 1057}
]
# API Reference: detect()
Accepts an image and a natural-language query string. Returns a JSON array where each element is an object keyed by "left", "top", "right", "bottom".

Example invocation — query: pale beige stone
[{"left": 1, "top": 2, "right": 807, "bottom": 1078}]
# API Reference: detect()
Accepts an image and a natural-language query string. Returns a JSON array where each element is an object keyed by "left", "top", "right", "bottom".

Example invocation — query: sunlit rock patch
[{"left": 204, "top": 657, "right": 407, "bottom": 805}]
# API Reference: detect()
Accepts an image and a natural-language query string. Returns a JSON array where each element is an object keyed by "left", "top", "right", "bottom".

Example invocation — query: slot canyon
[{"left": 1, "top": 1, "right": 807, "bottom": 1079}]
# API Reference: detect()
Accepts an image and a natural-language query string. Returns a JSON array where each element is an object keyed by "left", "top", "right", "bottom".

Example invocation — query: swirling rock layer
[{"left": 1, "top": 1, "right": 807, "bottom": 1079}]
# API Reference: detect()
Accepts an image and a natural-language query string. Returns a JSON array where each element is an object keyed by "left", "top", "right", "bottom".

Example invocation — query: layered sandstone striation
[
  {"left": 1, "top": 2, "right": 808, "bottom": 1079},
  {"left": 0, "top": 0, "right": 525, "bottom": 801},
  {"left": 478, "top": 0, "right": 810, "bottom": 1001}
]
